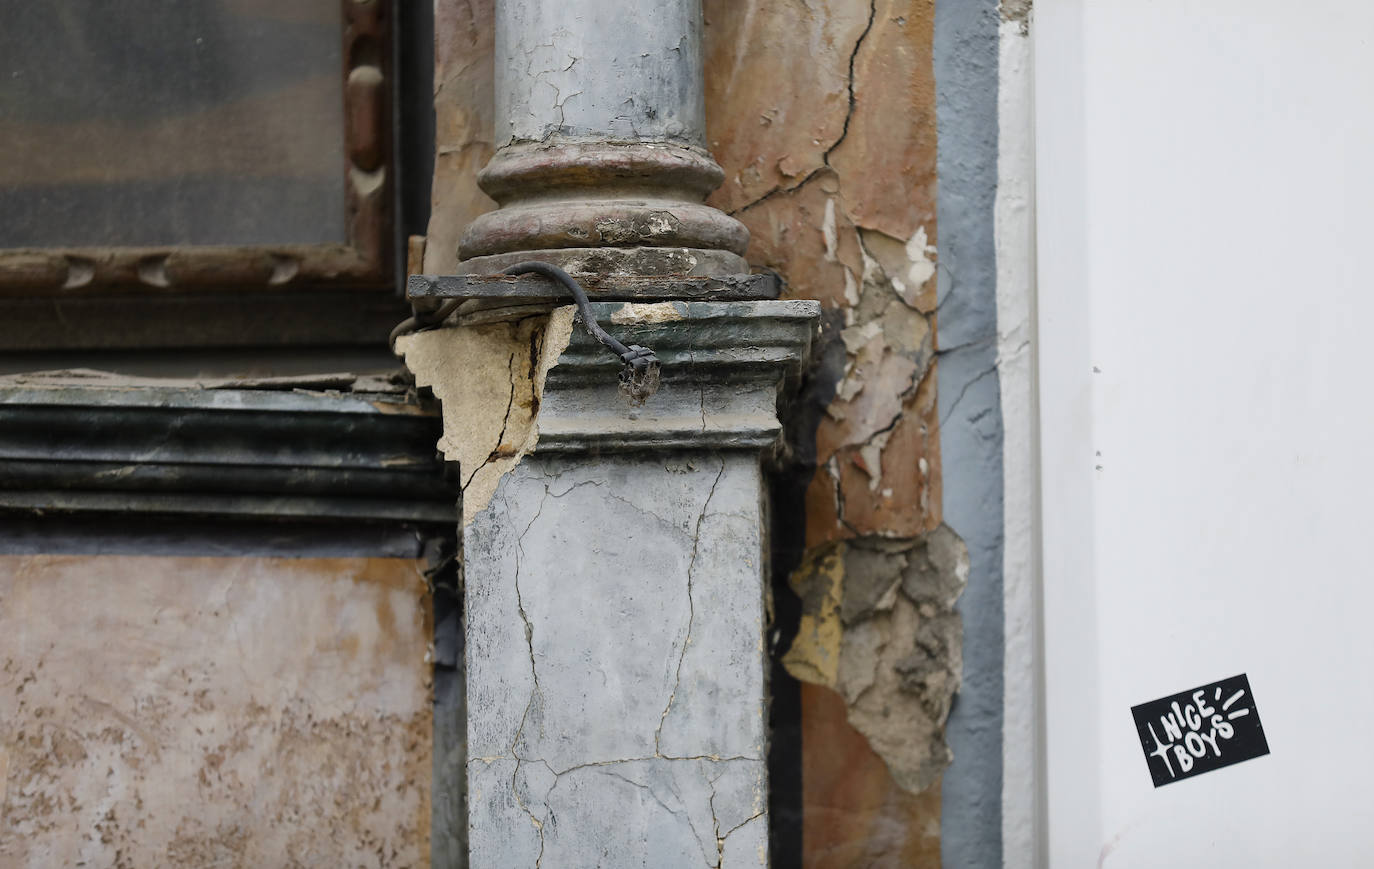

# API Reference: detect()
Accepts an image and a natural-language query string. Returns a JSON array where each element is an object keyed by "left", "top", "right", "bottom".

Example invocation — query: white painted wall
[
  {"left": 996, "top": 13, "right": 1041, "bottom": 869},
  {"left": 1035, "top": 1, "right": 1374, "bottom": 865}
]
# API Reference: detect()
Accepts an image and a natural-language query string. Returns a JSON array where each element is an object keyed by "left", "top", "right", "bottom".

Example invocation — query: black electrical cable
[{"left": 390, "top": 261, "right": 661, "bottom": 400}]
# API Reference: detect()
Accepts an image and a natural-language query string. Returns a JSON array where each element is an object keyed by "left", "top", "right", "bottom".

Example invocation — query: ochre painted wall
[{"left": 702, "top": 3, "right": 947, "bottom": 863}]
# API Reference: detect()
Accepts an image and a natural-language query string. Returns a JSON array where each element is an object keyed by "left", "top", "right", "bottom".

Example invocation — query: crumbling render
[
  {"left": 397, "top": 300, "right": 688, "bottom": 526},
  {"left": 783, "top": 524, "right": 968, "bottom": 793},
  {"left": 397, "top": 307, "right": 574, "bottom": 525}
]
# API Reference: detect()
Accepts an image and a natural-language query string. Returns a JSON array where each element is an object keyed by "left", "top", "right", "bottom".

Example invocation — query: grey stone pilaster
[{"left": 462, "top": 300, "right": 818, "bottom": 868}]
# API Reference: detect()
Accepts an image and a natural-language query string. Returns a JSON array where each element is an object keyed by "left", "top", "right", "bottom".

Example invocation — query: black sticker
[{"left": 1131, "top": 673, "right": 1270, "bottom": 787}]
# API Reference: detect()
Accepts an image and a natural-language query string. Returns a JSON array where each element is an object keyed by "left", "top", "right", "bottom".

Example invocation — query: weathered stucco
[
  {"left": 397, "top": 307, "right": 574, "bottom": 525},
  {"left": 783, "top": 526, "right": 968, "bottom": 793},
  {"left": 422, "top": 0, "right": 943, "bottom": 517},
  {"left": 465, "top": 455, "right": 769, "bottom": 868},
  {"left": 704, "top": 0, "right": 942, "bottom": 548},
  {"left": 703, "top": 1, "right": 950, "bottom": 858},
  {"left": 703, "top": 0, "right": 952, "bottom": 859},
  {"left": 0, "top": 555, "right": 433, "bottom": 868},
  {"left": 424, "top": 0, "right": 496, "bottom": 276},
  {"left": 405, "top": 299, "right": 816, "bottom": 867},
  {"left": 800, "top": 683, "right": 941, "bottom": 868}
]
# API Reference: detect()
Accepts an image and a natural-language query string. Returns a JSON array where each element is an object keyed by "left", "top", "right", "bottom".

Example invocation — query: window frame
[{"left": 0, "top": 0, "right": 395, "bottom": 298}]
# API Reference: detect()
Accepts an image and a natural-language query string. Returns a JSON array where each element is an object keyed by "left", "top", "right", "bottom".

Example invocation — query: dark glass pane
[{"left": 0, "top": 0, "right": 346, "bottom": 247}]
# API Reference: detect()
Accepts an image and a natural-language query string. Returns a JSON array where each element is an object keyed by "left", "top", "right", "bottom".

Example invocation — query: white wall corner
[{"left": 995, "top": 11, "right": 1042, "bottom": 869}]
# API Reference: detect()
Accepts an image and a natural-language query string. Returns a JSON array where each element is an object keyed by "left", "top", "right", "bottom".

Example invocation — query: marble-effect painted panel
[
  {"left": 0, "top": 556, "right": 432, "bottom": 868},
  {"left": 465, "top": 454, "right": 768, "bottom": 868}
]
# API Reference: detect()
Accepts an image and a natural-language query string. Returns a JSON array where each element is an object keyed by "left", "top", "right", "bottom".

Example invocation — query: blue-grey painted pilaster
[{"left": 935, "top": 0, "right": 1004, "bottom": 866}]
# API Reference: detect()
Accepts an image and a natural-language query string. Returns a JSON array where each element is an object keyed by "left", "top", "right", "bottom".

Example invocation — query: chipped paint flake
[{"left": 821, "top": 197, "right": 840, "bottom": 263}]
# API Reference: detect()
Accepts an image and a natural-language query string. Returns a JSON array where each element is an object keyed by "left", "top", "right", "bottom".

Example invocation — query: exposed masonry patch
[
  {"left": 397, "top": 308, "right": 574, "bottom": 525},
  {"left": 783, "top": 524, "right": 969, "bottom": 792}
]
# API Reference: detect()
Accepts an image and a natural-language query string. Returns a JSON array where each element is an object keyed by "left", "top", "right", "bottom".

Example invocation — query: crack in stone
[
  {"left": 717, "top": 812, "right": 766, "bottom": 866},
  {"left": 708, "top": 765, "right": 724, "bottom": 868},
  {"left": 665, "top": 766, "right": 716, "bottom": 869},
  {"left": 935, "top": 333, "right": 996, "bottom": 359},
  {"left": 654, "top": 458, "right": 727, "bottom": 755},
  {"left": 510, "top": 485, "right": 549, "bottom": 757},
  {"left": 547, "top": 478, "right": 605, "bottom": 500},
  {"left": 704, "top": 761, "right": 766, "bottom": 869},
  {"left": 601, "top": 769, "right": 692, "bottom": 830},
  {"left": 509, "top": 759, "right": 547, "bottom": 867},
  {"left": 488, "top": 465, "right": 764, "bottom": 865},
  {"left": 540, "top": 754, "right": 761, "bottom": 776},
  {"left": 726, "top": 165, "right": 829, "bottom": 217},
  {"left": 601, "top": 491, "right": 684, "bottom": 536},
  {"left": 464, "top": 752, "right": 761, "bottom": 771},
  {"left": 509, "top": 484, "right": 554, "bottom": 867},
  {"left": 463, "top": 352, "right": 518, "bottom": 492}
]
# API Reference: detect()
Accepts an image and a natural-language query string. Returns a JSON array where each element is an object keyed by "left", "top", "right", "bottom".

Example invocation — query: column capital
[{"left": 535, "top": 299, "right": 820, "bottom": 454}]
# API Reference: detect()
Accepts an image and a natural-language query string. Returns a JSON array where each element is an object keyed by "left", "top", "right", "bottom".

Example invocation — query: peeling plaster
[
  {"left": 1000, "top": 0, "right": 1032, "bottom": 30},
  {"left": 783, "top": 525, "right": 968, "bottom": 793},
  {"left": 427, "top": 1, "right": 958, "bottom": 857},
  {"left": 700, "top": 9, "right": 951, "bottom": 847},
  {"left": 397, "top": 308, "right": 574, "bottom": 525},
  {"left": 465, "top": 455, "right": 771, "bottom": 867},
  {"left": 706, "top": 0, "right": 942, "bottom": 555}
]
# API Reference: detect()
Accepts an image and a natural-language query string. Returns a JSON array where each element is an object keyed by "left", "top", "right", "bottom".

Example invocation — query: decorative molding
[
  {"left": 0, "top": 289, "right": 410, "bottom": 351},
  {"left": 0, "top": 376, "right": 457, "bottom": 526},
  {"left": 534, "top": 299, "right": 821, "bottom": 453},
  {"left": 0, "top": 0, "right": 395, "bottom": 295}
]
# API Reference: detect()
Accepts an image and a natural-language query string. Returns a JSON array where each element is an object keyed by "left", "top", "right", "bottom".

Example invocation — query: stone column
[
  {"left": 457, "top": 301, "right": 818, "bottom": 867},
  {"left": 405, "top": 1, "right": 822, "bottom": 865},
  {"left": 458, "top": 0, "right": 749, "bottom": 278}
]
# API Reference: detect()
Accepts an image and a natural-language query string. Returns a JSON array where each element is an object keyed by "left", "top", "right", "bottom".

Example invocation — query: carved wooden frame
[{"left": 0, "top": 0, "right": 395, "bottom": 296}]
